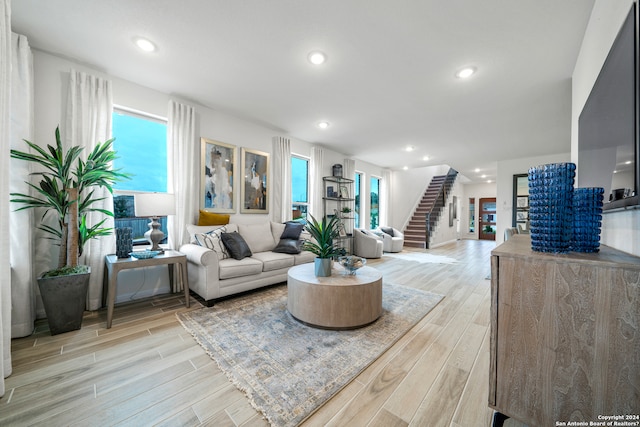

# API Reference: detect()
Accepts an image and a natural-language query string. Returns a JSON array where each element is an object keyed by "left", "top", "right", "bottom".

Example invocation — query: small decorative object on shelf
[
  {"left": 129, "top": 250, "right": 161, "bottom": 259},
  {"left": 332, "top": 164, "right": 343, "bottom": 177},
  {"left": 115, "top": 227, "right": 133, "bottom": 258},
  {"left": 338, "top": 256, "right": 366, "bottom": 275}
]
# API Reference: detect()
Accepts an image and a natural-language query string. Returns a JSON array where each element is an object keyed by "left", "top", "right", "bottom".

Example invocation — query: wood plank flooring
[{"left": 1, "top": 239, "right": 525, "bottom": 426}]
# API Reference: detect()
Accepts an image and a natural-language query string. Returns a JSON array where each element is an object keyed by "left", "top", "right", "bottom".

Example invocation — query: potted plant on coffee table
[
  {"left": 302, "top": 214, "right": 342, "bottom": 277},
  {"left": 10, "top": 127, "right": 129, "bottom": 335}
]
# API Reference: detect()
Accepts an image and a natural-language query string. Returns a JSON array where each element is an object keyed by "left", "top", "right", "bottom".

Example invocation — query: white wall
[
  {"left": 495, "top": 153, "right": 571, "bottom": 245},
  {"left": 429, "top": 178, "right": 465, "bottom": 248},
  {"left": 572, "top": 0, "right": 640, "bottom": 256},
  {"left": 31, "top": 50, "right": 388, "bottom": 302},
  {"left": 460, "top": 182, "right": 497, "bottom": 241}
]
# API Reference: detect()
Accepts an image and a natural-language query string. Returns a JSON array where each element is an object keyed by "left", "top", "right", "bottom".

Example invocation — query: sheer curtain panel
[
  {"left": 65, "top": 70, "right": 114, "bottom": 310},
  {"left": 381, "top": 169, "right": 392, "bottom": 227},
  {"left": 272, "top": 136, "right": 291, "bottom": 223},
  {"left": 309, "top": 146, "right": 324, "bottom": 219},
  {"left": 167, "top": 100, "right": 197, "bottom": 292},
  {"left": 1, "top": 0, "right": 13, "bottom": 393},
  {"left": 343, "top": 158, "right": 355, "bottom": 235},
  {"left": 9, "top": 33, "right": 35, "bottom": 337}
]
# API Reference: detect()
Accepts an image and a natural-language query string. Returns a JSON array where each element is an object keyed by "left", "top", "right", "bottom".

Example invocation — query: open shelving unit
[{"left": 322, "top": 176, "right": 354, "bottom": 255}]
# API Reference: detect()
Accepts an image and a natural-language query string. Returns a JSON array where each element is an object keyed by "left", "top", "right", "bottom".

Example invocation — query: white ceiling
[{"left": 11, "top": 0, "right": 595, "bottom": 183}]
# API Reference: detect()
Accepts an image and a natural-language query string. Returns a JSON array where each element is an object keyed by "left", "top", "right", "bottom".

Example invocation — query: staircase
[{"left": 403, "top": 169, "right": 458, "bottom": 249}]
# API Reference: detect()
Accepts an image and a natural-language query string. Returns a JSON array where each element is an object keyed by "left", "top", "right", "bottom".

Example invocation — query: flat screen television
[{"left": 578, "top": 2, "right": 640, "bottom": 211}]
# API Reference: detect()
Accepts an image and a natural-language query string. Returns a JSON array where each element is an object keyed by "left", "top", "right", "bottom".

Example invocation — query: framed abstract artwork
[
  {"left": 241, "top": 147, "right": 269, "bottom": 214},
  {"left": 201, "top": 138, "right": 235, "bottom": 213}
]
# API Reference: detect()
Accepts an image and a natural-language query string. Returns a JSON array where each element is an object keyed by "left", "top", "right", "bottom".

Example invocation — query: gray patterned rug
[{"left": 177, "top": 283, "right": 443, "bottom": 426}]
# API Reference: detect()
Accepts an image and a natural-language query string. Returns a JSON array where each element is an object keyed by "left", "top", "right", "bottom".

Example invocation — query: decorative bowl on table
[
  {"left": 129, "top": 250, "right": 160, "bottom": 259},
  {"left": 338, "top": 256, "right": 366, "bottom": 275}
]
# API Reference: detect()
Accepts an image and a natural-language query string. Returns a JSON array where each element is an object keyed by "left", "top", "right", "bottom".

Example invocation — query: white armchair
[
  {"left": 376, "top": 227, "right": 404, "bottom": 252},
  {"left": 353, "top": 229, "right": 383, "bottom": 259}
]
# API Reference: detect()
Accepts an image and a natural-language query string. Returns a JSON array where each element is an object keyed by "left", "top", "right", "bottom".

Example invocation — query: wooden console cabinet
[{"left": 490, "top": 235, "right": 640, "bottom": 426}]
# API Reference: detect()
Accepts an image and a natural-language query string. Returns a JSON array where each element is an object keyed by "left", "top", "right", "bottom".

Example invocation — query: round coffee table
[{"left": 287, "top": 263, "right": 383, "bottom": 329}]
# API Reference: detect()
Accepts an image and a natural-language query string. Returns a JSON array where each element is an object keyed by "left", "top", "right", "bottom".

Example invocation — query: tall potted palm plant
[
  {"left": 11, "top": 127, "right": 129, "bottom": 334},
  {"left": 302, "top": 214, "right": 342, "bottom": 277}
]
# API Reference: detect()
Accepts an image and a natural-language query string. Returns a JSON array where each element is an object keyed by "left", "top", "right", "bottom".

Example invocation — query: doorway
[{"left": 479, "top": 198, "right": 496, "bottom": 241}]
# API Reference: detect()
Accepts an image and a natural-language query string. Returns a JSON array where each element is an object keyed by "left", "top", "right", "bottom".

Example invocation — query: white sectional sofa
[{"left": 179, "top": 221, "right": 314, "bottom": 306}]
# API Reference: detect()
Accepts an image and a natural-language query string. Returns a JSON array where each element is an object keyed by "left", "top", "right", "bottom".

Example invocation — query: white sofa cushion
[
  {"left": 218, "top": 257, "right": 263, "bottom": 279},
  {"left": 252, "top": 252, "right": 295, "bottom": 272},
  {"left": 238, "top": 222, "right": 276, "bottom": 253},
  {"left": 188, "top": 223, "right": 237, "bottom": 244},
  {"left": 270, "top": 221, "right": 286, "bottom": 246}
]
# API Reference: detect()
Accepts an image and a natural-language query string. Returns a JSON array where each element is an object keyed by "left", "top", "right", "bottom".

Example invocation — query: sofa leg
[{"left": 204, "top": 299, "right": 215, "bottom": 308}]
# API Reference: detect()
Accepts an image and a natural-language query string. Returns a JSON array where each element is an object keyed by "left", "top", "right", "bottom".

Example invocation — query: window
[
  {"left": 354, "top": 172, "right": 362, "bottom": 228},
  {"left": 291, "top": 155, "right": 309, "bottom": 220},
  {"left": 370, "top": 176, "right": 380, "bottom": 229},
  {"left": 469, "top": 197, "right": 475, "bottom": 232},
  {"left": 112, "top": 107, "right": 168, "bottom": 243}
]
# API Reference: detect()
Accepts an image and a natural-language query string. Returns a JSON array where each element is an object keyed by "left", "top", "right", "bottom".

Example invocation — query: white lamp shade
[{"left": 134, "top": 193, "right": 176, "bottom": 217}]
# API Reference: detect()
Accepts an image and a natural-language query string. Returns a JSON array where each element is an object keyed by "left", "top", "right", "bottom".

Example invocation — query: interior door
[{"left": 479, "top": 198, "right": 496, "bottom": 241}]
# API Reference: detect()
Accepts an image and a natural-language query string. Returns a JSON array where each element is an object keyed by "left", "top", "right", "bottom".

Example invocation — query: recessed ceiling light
[
  {"left": 614, "top": 170, "right": 618, "bottom": 173},
  {"left": 317, "top": 121, "right": 329, "bottom": 129},
  {"left": 403, "top": 166, "right": 409, "bottom": 170},
  {"left": 405, "top": 145, "right": 415, "bottom": 152},
  {"left": 308, "top": 51, "right": 326, "bottom": 65},
  {"left": 487, "top": 180, "right": 492, "bottom": 183},
  {"left": 422, "top": 156, "right": 430, "bottom": 161},
  {"left": 474, "top": 168, "right": 480, "bottom": 173},
  {"left": 134, "top": 37, "right": 156, "bottom": 53},
  {"left": 625, "top": 160, "right": 632, "bottom": 165},
  {"left": 481, "top": 174, "right": 487, "bottom": 178},
  {"left": 456, "top": 67, "right": 476, "bottom": 79}
]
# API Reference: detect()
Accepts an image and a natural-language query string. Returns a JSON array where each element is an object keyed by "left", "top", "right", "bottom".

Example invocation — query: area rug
[
  {"left": 383, "top": 251, "right": 458, "bottom": 264},
  {"left": 176, "top": 283, "right": 443, "bottom": 426}
]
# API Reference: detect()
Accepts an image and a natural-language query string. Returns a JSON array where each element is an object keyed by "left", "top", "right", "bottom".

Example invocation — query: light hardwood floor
[{"left": 1, "top": 239, "right": 524, "bottom": 426}]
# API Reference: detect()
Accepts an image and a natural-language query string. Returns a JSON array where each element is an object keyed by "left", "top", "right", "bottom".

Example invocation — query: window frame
[
  {"left": 290, "top": 154, "right": 310, "bottom": 220},
  {"left": 370, "top": 175, "right": 381, "bottom": 229},
  {"left": 112, "top": 106, "right": 170, "bottom": 245}
]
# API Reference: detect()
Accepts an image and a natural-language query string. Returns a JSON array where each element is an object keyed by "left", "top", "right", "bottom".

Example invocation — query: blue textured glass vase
[
  {"left": 571, "top": 187, "right": 604, "bottom": 253},
  {"left": 528, "top": 163, "right": 576, "bottom": 253}
]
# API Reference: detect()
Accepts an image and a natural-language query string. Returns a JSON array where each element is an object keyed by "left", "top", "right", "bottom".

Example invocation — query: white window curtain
[
  {"left": 65, "top": 70, "right": 114, "bottom": 311},
  {"left": 381, "top": 168, "right": 392, "bottom": 226},
  {"left": 9, "top": 33, "right": 34, "bottom": 338},
  {"left": 1, "top": 0, "right": 13, "bottom": 394},
  {"left": 271, "top": 136, "right": 291, "bottom": 223},
  {"left": 167, "top": 100, "right": 197, "bottom": 293},
  {"left": 343, "top": 158, "right": 355, "bottom": 235},
  {"left": 309, "top": 146, "right": 324, "bottom": 219}
]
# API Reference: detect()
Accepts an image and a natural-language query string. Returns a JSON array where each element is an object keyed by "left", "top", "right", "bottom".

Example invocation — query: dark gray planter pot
[
  {"left": 37, "top": 267, "right": 90, "bottom": 335},
  {"left": 314, "top": 258, "right": 332, "bottom": 277}
]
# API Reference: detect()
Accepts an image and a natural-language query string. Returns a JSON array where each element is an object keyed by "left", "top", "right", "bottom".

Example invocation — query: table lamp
[{"left": 134, "top": 193, "right": 176, "bottom": 253}]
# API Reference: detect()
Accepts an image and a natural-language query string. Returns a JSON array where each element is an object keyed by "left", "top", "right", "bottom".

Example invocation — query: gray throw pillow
[
  {"left": 221, "top": 232, "right": 252, "bottom": 260},
  {"left": 280, "top": 222, "right": 304, "bottom": 240},
  {"left": 380, "top": 226, "right": 395, "bottom": 237},
  {"left": 273, "top": 238, "right": 302, "bottom": 254}
]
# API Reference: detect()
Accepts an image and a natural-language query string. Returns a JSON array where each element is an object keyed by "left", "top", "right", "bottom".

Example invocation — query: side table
[{"left": 103, "top": 249, "right": 190, "bottom": 329}]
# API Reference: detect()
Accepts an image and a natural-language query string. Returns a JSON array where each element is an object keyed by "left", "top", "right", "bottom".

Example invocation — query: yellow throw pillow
[{"left": 197, "top": 210, "right": 230, "bottom": 226}]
